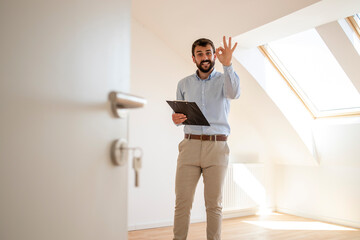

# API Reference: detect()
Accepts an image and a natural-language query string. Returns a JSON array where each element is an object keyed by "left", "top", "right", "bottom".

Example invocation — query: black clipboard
[{"left": 166, "top": 100, "right": 210, "bottom": 126}]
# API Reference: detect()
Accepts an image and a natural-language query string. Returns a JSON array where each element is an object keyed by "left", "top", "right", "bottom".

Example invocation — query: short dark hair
[{"left": 191, "top": 38, "right": 215, "bottom": 56}]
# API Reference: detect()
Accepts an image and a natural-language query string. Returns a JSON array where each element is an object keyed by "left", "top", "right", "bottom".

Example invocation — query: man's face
[{"left": 192, "top": 44, "right": 216, "bottom": 73}]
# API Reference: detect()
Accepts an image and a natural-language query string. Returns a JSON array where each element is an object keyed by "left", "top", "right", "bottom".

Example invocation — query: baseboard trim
[
  {"left": 277, "top": 207, "right": 360, "bottom": 229},
  {"left": 223, "top": 207, "right": 259, "bottom": 219},
  {"left": 128, "top": 221, "right": 172, "bottom": 231},
  {"left": 128, "top": 218, "right": 205, "bottom": 231},
  {"left": 128, "top": 208, "right": 260, "bottom": 231}
]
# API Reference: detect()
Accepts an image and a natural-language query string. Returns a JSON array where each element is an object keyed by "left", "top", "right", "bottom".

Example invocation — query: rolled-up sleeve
[
  {"left": 174, "top": 81, "right": 184, "bottom": 126},
  {"left": 223, "top": 65, "right": 240, "bottom": 99},
  {"left": 176, "top": 81, "right": 184, "bottom": 101}
]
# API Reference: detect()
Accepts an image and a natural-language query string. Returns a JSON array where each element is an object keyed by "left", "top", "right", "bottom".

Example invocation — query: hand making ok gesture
[{"left": 215, "top": 36, "right": 238, "bottom": 67}]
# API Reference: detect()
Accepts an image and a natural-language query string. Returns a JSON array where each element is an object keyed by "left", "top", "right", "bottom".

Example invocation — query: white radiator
[{"left": 223, "top": 163, "right": 266, "bottom": 215}]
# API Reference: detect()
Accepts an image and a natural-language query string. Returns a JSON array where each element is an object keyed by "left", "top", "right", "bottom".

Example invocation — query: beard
[{"left": 196, "top": 59, "right": 215, "bottom": 73}]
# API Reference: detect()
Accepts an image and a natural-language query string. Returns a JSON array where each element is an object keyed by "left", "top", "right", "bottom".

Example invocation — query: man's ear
[
  {"left": 214, "top": 52, "right": 217, "bottom": 61},
  {"left": 192, "top": 55, "right": 196, "bottom": 63}
]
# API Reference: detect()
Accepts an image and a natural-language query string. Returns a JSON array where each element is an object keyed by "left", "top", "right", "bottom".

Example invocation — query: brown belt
[{"left": 184, "top": 134, "right": 227, "bottom": 141}]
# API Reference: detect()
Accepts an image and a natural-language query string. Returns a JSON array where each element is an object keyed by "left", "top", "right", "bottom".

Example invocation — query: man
[{"left": 172, "top": 36, "right": 240, "bottom": 240}]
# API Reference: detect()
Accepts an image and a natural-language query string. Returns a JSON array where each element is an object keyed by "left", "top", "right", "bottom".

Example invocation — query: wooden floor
[{"left": 128, "top": 212, "right": 360, "bottom": 240}]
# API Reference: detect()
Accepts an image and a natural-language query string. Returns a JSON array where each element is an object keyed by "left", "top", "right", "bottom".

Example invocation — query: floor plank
[{"left": 128, "top": 212, "right": 360, "bottom": 240}]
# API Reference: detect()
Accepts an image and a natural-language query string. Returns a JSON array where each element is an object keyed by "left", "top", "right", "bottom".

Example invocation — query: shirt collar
[{"left": 195, "top": 68, "right": 217, "bottom": 81}]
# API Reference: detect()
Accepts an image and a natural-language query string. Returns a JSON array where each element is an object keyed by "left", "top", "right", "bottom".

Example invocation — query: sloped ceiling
[
  {"left": 317, "top": 21, "right": 360, "bottom": 93},
  {"left": 132, "top": 0, "right": 320, "bottom": 60}
]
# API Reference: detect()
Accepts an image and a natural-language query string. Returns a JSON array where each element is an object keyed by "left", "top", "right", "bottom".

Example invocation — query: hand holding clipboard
[{"left": 167, "top": 100, "right": 210, "bottom": 126}]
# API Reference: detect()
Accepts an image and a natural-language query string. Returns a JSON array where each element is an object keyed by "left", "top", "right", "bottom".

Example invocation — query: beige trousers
[{"left": 173, "top": 138, "right": 229, "bottom": 240}]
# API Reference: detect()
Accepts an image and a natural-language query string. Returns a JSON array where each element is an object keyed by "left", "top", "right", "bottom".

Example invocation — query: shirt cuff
[{"left": 223, "top": 64, "right": 233, "bottom": 71}]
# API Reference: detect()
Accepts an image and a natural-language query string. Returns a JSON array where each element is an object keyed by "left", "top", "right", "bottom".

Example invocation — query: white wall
[
  {"left": 272, "top": 19, "right": 360, "bottom": 228},
  {"left": 234, "top": 43, "right": 360, "bottom": 230},
  {"left": 276, "top": 118, "right": 360, "bottom": 228},
  {"left": 234, "top": 46, "right": 360, "bottom": 228}
]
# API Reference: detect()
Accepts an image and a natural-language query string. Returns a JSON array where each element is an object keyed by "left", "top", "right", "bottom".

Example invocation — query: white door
[{"left": 0, "top": 1, "right": 131, "bottom": 239}]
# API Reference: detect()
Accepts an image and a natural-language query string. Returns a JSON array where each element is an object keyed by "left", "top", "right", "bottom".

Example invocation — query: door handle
[{"left": 109, "top": 91, "right": 147, "bottom": 118}]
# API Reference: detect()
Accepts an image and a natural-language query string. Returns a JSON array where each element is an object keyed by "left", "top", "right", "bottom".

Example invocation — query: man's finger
[
  {"left": 228, "top": 37, "right": 232, "bottom": 49},
  {"left": 223, "top": 36, "right": 228, "bottom": 49},
  {"left": 172, "top": 113, "right": 187, "bottom": 124},
  {"left": 173, "top": 113, "right": 184, "bottom": 119},
  {"left": 177, "top": 117, "right": 187, "bottom": 124},
  {"left": 216, "top": 47, "right": 224, "bottom": 54},
  {"left": 231, "top": 42, "right": 238, "bottom": 52}
]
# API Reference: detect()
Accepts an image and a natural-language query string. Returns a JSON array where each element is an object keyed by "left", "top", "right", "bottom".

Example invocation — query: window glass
[
  {"left": 266, "top": 28, "right": 360, "bottom": 114},
  {"left": 355, "top": 13, "right": 360, "bottom": 25}
]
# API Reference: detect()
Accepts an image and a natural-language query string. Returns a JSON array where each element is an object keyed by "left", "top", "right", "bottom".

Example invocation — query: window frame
[
  {"left": 346, "top": 14, "right": 360, "bottom": 40},
  {"left": 258, "top": 44, "right": 360, "bottom": 119}
]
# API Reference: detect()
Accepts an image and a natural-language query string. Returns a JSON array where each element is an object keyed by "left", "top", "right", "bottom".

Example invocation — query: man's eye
[
  {"left": 206, "top": 52, "right": 212, "bottom": 56},
  {"left": 197, "top": 53, "right": 203, "bottom": 57}
]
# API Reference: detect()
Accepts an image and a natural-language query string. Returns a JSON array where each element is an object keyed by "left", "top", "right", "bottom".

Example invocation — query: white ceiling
[
  {"left": 132, "top": 0, "right": 320, "bottom": 60},
  {"left": 132, "top": 0, "right": 360, "bottom": 61},
  {"left": 234, "top": 0, "right": 360, "bottom": 49}
]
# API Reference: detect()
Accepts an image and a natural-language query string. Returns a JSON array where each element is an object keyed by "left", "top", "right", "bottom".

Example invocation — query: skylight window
[
  {"left": 349, "top": 13, "right": 360, "bottom": 36},
  {"left": 338, "top": 14, "right": 360, "bottom": 56},
  {"left": 259, "top": 28, "right": 360, "bottom": 118},
  {"left": 343, "top": 13, "right": 360, "bottom": 55},
  {"left": 355, "top": 13, "right": 360, "bottom": 24}
]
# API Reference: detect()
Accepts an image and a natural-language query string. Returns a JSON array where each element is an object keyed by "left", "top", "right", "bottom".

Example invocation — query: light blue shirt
[{"left": 176, "top": 65, "right": 240, "bottom": 135}]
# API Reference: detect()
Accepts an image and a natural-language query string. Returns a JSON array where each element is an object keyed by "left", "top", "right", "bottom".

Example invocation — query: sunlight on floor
[{"left": 243, "top": 220, "right": 358, "bottom": 231}]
